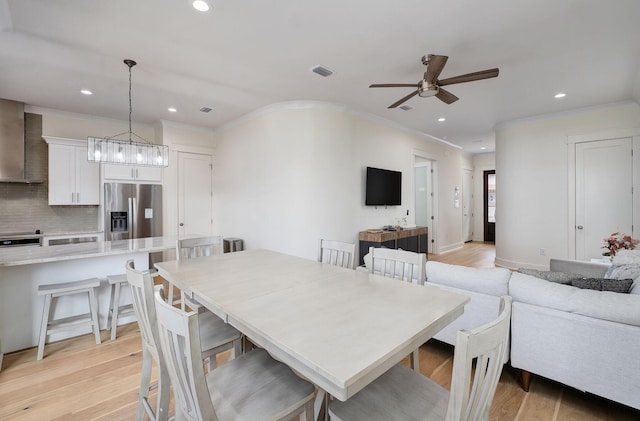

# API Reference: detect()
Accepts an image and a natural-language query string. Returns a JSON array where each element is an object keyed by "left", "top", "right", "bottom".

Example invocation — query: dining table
[{"left": 155, "top": 248, "right": 470, "bottom": 418}]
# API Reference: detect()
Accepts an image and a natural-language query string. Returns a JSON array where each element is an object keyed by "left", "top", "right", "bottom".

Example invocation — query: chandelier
[{"left": 87, "top": 59, "right": 169, "bottom": 167}]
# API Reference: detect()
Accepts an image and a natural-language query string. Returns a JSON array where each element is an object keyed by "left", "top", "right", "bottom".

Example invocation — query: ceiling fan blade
[
  {"left": 435, "top": 88, "right": 459, "bottom": 104},
  {"left": 424, "top": 55, "right": 448, "bottom": 85},
  {"left": 369, "top": 83, "right": 420, "bottom": 88},
  {"left": 438, "top": 68, "right": 499, "bottom": 86},
  {"left": 388, "top": 90, "right": 419, "bottom": 108}
]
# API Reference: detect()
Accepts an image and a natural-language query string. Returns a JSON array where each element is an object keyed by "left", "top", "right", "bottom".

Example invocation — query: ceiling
[{"left": 1, "top": 0, "right": 639, "bottom": 153}]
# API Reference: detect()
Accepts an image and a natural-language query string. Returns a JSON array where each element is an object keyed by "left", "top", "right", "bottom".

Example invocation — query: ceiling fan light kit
[{"left": 370, "top": 54, "right": 499, "bottom": 108}]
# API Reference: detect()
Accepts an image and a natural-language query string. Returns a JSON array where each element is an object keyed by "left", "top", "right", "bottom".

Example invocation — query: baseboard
[
  {"left": 436, "top": 242, "right": 465, "bottom": 255},
  {"left": 494, "top": 257, "right": 547, "bottom": 271}
]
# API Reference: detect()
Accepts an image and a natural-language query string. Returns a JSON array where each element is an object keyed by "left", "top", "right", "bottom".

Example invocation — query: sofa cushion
[
  {"left": 517, "top": 268, "right": 583, "bottom": 284},
  {"left": 611, "top": 249, "right": 640, "bottom": 265},
  {"left": 425, "top": 261, "right": 510, "bottom": 296},
  {"left": 509, "top": 272, "right": 640, "bottom": 327},
  {"left": 570, "top": 278, "right": 634, "bottom": 293},
  {"left": 605, "top": 264, "right": 640, "bottom": 282}
]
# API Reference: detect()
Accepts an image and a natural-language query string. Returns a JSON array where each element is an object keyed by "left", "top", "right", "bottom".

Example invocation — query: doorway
[
  {"left": 483, "top": 170, "right": 496, "bottom": 243},
  {"left": 414, "top": 157, "right": 436, "bottom": 253}
]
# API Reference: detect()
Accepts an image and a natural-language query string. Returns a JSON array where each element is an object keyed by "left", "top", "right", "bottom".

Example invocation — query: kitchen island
[{"left": 0, "top": 236, "right": 179, "bottom": 359}]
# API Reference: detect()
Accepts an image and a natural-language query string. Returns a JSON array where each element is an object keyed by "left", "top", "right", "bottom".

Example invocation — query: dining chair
[
  {"left": 126, "top": 260, "right": 242, "bottom": 421},
  {"left": 328, "top": 296, "right": 512, "bottom": 421},
  {"left": 368, "top": 246, "right": 426, "bottom": 285},
  {"left": 153, "top": 287, "right": 316, "bottom": 421},
  {"left": 171, "top": 236, "right": 224, "bottom": 308},
  {"left": 319, "top": 239, "right": 356, "bottom": 269},
  {"left": 368, "top": 246, "right": 426, "bottom": 371}
]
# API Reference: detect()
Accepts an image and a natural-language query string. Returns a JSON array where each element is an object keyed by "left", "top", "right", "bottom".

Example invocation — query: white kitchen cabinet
[
  {"left": 44, "top": 137, "right": 100, "bottom": 205},
  {"left": 103, "top": 163, "right": 162, "bottom": 183}
]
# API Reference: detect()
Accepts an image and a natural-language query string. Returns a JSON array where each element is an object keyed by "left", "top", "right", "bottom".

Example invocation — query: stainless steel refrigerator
[{"left": 104, "top": 183, "right": 163, "bottom": 266}]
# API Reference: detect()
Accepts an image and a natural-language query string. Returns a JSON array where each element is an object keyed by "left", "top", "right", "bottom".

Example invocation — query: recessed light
[
  {"left": 192, "top": 1, "right": 210, "bottom": 12},
  {"left": 438, "top": 117, "right": 446, "bottom": 122},
  {"left": 168, "top": 107, "right": 177, "bottom": 113},
  {"left": 554, "top": 92, "right": 567, "bottom": 99},
  {"left": 80, "top": 89, "right": 93, "bottom": 95},
  {"left": 481, "top": 147, "right": 487, "bottom": 150}
]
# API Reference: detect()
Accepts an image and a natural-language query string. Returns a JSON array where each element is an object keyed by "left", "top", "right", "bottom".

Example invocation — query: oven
[{"left": 0, "top": 230, "right": 43, "bottom": 247}]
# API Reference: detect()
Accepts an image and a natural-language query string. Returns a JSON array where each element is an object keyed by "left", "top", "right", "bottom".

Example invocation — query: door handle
[
  {"left": 179, "top": 222, "right": 184, "bottom": 227},
  {"left": 577, "top": 225, "right": 584, "bottom": 230}
]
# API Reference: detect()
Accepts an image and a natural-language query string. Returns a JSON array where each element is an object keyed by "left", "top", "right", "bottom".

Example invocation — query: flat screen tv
[{"left": 365, "top": 166, "right": 402, "bottom": 206}]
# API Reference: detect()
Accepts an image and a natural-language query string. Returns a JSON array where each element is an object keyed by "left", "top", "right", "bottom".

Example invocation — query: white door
[
  {"left": 414, "top": 160, "right": 434, "bottom": 253},
  {"left": 576, "top": 137, "right": 633, "bottom": 260},
  {"left": 178, "top": 152, "right": 213, "bottom": 237},
  {"left": 463, "top": 169, "right": 473, "bottom": 242}
]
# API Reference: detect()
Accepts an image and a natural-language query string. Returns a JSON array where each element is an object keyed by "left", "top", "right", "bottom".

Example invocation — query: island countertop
[{"left": 0, "top": 236, "right": 179, "bottom": 267}]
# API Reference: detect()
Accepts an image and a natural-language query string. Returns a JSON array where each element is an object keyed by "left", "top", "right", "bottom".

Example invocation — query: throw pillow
[
  {"left": 605, "top": 264, "right": 640, "bottom": 281},
  {"left": 571, "top": 278, "right": 634, "bottom": 293},
  {"left": 517, "top": 268, "right": 583, "bottom": 284}
]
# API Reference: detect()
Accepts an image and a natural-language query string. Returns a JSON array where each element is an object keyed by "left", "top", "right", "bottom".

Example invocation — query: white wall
[
  {"left": 472, "top": 152, "right": 495, "bottom": 242},
  {"left": 495, "top": 101, "right": 640, "bottom": 269},
  {"left": 213, "top": 102, "right": 465, "bottom": 261}
]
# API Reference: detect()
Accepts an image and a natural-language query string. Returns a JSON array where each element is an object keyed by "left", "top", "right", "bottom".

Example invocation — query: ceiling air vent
[
  {"left": 200, "top": 107, "right": 213, "bottom": 113},
  {"left": 311, "top": 65, "right": 333, "bottom": 77},
  {"left": 399, "top": 105, "right": 413, "bottom": 111}
]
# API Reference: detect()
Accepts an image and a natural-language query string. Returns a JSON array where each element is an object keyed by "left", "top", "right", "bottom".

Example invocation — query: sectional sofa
[{"left": 424, "top": 258, "right": 640, "bottom": 411}]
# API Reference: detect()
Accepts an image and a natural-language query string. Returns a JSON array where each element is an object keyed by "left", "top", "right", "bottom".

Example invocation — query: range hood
[{"left": 0, "top": 99, "right": 43, "bottom": 183}]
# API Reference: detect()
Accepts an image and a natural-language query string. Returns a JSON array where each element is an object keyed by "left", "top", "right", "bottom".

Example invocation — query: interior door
[
  {"left": 414, "top": 160, "right": 434, "bottom": 253},
  {"left": 463, "top": 169, "right": 473, "bottom": 242},
  {"left": 576, "top": 138, "right": 633, "bottom": 260},
  {"left": 178, "top": 152, "right": 213, "bottom": 237}
]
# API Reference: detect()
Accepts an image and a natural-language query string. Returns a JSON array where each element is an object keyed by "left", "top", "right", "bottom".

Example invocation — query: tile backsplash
[{"left": 0, "top": 113, "right": 99, "bottom": 234}]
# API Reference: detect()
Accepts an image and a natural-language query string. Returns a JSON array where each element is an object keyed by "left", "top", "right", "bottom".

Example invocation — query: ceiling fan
[{"left": 369, "top": 54, "right": 499, "bottom": 108}]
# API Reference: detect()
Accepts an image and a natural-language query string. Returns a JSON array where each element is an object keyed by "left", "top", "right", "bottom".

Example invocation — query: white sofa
[
  {"left": 423, "top": 258, "right": 640, "bottom": 411},
  {"left": 510, "top": 258, "right": 640, "bottom": 411}
]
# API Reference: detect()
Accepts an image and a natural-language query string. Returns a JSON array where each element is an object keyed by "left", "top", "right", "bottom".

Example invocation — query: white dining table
[{"left": 155, "top": 248, "right": 469, "bottom": 410}]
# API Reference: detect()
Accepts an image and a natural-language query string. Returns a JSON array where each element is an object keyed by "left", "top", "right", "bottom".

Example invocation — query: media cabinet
[{"left": 357, "top": 226, "right": 428, "bottom": 266}]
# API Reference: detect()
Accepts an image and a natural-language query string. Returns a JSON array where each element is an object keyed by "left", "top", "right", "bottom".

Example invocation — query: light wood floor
[{"left": 1, "top": 242, "right": 638, "bottom": 420}]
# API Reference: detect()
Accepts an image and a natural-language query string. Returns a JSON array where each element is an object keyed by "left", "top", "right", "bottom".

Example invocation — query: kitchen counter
[
  {"left": 0, "top": 236, "right": 177, "bottom": 267},
  {"left": 0, "top": 236, "right": 180, "bottom": 357}
]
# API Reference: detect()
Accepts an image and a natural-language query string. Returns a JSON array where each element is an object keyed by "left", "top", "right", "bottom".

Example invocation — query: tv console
[{"left": 358, "top": 226, "right": 428, "bottom": 266}]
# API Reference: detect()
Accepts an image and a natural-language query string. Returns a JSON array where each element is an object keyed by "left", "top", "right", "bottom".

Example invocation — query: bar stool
[
  {"left": 37, "top": 278, "right": 101, "bottom": 360},
  {"left": 107, "top": 274, "right": 136, "bottom": 341}
]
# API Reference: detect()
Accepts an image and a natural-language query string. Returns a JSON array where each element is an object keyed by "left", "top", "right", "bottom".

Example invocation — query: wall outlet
[{"left": 539, "top": 248, "right": 546, "bottom": 256}]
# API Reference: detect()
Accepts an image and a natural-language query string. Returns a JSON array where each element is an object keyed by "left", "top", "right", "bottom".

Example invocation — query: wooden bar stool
[
  {"left": 107, "top": 274, "right": 136, "bottom": 341},
  {"left": 37, "top": 278, "right": 101, "bottom": 360}
]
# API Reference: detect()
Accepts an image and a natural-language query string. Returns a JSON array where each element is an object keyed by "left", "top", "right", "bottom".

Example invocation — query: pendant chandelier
[{"left": 87, "top": 59, "right": 169, "bottom": 167}]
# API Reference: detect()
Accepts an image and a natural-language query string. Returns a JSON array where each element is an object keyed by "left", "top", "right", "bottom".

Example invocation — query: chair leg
[
  {"left": 410, "top": 349, "right": 420, "bottom": 372},
  {"left": 37, "top": 294, "right": 53, "bottom": 361},
  {"left": 88, "top": 288, "right": 101, "bottom": 345},
  {"left": 136, "top": 347, "right": 153, "bottom": 421},
  {"left": 232, "top": 337, "right": 243, "bottom": 359},
  {"left": 156, "top": 351, "right": 171, "bottom": 421},
  {"left": 302, "top": 400, "right": 314, "bottom": 421},
  {"left": 110, "top": 282, "right": 121, "bottom": 341}
]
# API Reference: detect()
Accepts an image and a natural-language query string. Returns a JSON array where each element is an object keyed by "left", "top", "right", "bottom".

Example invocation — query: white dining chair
[
  {"left": 368, "top": 246, "right": 426, "bottom": 371},
  {"left": 153, "top": 287, "right": 316, "bottom": 421},
  {"left": 328, "top": 296, "right": 512, "bottom": 421},
  {"left": 169, "top": 236, "right": 225, "bottom": 308},
  {"left": 319, "top": 239, "right": 356, "bottom": 269},
  {"left": 368, "top": 246, "right": 426, "bottom": 285},
  {"left": 126, "top": 260, "right": 242, "bottom": 421}
]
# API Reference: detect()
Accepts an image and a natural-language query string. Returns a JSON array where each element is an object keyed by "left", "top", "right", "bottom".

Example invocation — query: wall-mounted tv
[{"left": 365, "top": 166, "right": 402, "bottom": 206}]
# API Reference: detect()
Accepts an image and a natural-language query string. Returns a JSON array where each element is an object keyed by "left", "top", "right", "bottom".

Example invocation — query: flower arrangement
[{"left": 602, "top": 232, "right": 640, "bottom": 257}]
